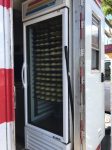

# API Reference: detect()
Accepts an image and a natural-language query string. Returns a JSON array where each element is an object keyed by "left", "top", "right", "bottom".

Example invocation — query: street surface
[{"left": 101, "top": 113, "right": 111, "bottom": 150}]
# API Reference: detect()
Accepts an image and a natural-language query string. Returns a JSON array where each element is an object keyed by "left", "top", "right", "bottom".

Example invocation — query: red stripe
[
  {"left": 6, "top": 69, "right": 15, "bottom": 122},
  {"left": 0, "top": 0, "right": 11, "bottom": 9},
  {"left": 0, "top": 69, "right": 6, "bottom": 124},
  {"left": 0, "top": 69, "right": 14, "bottom": 124}
]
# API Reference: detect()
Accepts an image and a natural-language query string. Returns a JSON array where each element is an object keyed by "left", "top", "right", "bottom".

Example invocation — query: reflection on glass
[
  {"left": 26, "top": 15, "right": 63, "bottom": 136},
  {"left": 92, "top": 16, "right": 99, "bottom": 49},
  {"left": 91, "top": 15, "right": 100, "bottom": 70}
]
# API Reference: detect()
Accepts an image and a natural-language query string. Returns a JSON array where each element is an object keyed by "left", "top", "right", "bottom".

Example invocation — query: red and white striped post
[{"left": 0, "top": 0, "right": 15, "bottom": 150}]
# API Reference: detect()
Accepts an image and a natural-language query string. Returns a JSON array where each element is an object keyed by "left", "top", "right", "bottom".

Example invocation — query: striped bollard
[{"left": 0, "top": 0, "right": 15, "bottom": 150}]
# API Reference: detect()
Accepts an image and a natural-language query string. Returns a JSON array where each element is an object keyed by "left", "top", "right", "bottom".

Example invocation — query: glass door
[{"left": 23, "top": 8, "right": 69, "bottom": 144}]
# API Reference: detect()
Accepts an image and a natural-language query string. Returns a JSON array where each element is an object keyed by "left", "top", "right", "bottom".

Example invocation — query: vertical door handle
[
  {"left": 101, "top": 73, "right": 105, "bottom": 82},
  {"left": 22, "top": 63, "right": 26, "bottom": 87},
  {"left": 64, "top": 46, "right": 74, "bottom": 124}
]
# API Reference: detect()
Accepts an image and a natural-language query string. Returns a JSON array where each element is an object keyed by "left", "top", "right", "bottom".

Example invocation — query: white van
[{"left": 105, "top": 55, "right": 112, "bottom": 113}]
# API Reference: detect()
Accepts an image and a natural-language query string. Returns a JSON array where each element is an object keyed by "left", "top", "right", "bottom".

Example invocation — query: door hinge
[
  {"left": 80, "top": 49, "right": 84, "bottom": 57},
  {"left": 81, "top": 20, "right": 84, "bottom": 29}
]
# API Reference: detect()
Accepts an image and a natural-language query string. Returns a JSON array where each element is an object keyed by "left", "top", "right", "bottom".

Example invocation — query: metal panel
[
  {"left": 25, "top": 126, "right": 71, "bottom": 150},
  {"left": 72, "top": 0, "right": 81, "bottom": 149},
  {"left": 84, "top": 0, "right": 105, "bottom": 149},
  {"left": 22, "top": 0, "right": 70, "bottom": 21}
]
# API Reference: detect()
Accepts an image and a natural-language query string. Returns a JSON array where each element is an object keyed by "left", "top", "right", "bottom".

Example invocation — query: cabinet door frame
[{"left": 23, "top": 7, "right": 69, "bottom": 144}]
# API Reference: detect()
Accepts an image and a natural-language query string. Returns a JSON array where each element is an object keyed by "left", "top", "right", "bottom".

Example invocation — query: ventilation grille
[{"left": 25, "top": 127, "right": 71, "bottom": 150}]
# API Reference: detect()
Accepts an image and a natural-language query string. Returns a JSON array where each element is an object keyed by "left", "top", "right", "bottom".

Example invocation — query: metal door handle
[
  {"left": 22, "top": 63, "right": 26, "bottom": 87},
  {"left": 64, "top": 46, "right": 74, "bottom": 124},
  {"left": 101, "top": 72, "right": 105, "bottom": 82}
]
